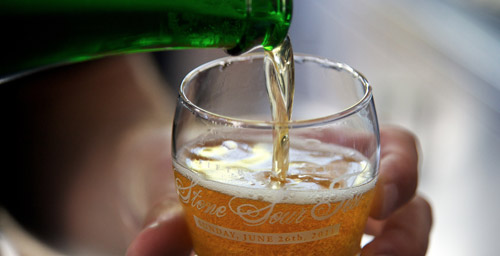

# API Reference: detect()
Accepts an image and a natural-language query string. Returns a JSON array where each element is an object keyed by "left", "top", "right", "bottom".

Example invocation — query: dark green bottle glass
[{"left": 0, "top": 0, "right": 292, "bottom": 78}]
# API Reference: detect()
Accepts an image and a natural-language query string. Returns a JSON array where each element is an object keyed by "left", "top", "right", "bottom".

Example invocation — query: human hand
[
  {"left": 362, "top": 126, "right": 432, "bottom": 256},
  {"left": 126, "top": 126, "right": 432, "bottom": 256}
]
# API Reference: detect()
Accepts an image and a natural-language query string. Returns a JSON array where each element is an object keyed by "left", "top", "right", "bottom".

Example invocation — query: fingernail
[
  {"left": 144, "top": 199, "right": 183, "bottom": 229},
  {"left": 381, "top": 184, "right": 398, "bottom": 218},
  {"left": 127, "top": 204, "right": 191, "bottom": 256},
  {"left": 144, "top": 206, "right": 183, "bottom": 230}
]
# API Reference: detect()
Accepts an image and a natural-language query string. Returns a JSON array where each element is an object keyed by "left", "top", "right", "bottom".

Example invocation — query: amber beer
[
  {"left": 173, "top": 52, "right": 380, "bottom": 255},
  {"left": 173, "top": 136, "right": 376, "bottom": 256}
]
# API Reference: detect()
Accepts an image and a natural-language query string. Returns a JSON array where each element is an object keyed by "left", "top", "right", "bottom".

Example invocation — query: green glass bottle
[{"left": 0, "top": 0, "right": 292, "bottom": 78}]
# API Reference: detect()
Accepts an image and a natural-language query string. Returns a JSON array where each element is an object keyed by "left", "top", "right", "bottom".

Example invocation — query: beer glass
[{"left": 172, "top": 53, "right": 380, "bottom": 256}]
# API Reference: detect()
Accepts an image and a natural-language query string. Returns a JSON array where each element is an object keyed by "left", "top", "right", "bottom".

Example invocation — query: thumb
[{"left": 126, "top": 200, "right": 192, "bottom": 256}]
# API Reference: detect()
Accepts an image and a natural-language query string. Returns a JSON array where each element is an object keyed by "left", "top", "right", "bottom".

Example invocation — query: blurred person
[{"left": 0, "top": 54, "right": 177, "bottom": 255}]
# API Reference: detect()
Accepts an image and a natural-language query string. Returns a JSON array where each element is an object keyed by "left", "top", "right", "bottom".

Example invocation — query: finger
[
  {"left": 126, "top": 202, "right": 192, "bottom": 256},
  {"left": 362, "top": 196, "right": 433, "bottom": 256},
  {"left": 299, "top": 127, "right": 377, "bottom": 158},
  {"left": 370, "top": 126, "right": 419, "bottom": 219}
]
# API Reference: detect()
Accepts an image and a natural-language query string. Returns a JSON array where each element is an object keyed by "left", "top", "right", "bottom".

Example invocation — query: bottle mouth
[
  {"left": 180, "top": 53, "right": 373, "bottom": 129},
  {"left": 226, "top": 0, "right": 293, "bottom": 55}
]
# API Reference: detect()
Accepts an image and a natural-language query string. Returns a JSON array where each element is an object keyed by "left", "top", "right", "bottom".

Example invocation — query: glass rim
[{"left": 179, "top": 53, "right": 373, "bottom": 129}]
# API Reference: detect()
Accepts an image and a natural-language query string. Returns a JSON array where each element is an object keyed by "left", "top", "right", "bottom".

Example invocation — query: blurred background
[
  {"left": 291, "top": 1, "right": 500, "bottom": 255},
  {"left": 1, "top": 0, "right": 500, "bottom": 255}
]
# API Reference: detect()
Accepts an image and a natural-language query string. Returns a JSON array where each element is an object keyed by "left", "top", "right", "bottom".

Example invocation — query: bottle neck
[{"left": 0, "top": 0, "right": 292, "bottom": 79}]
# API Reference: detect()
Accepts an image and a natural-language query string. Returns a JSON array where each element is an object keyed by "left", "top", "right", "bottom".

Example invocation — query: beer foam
[
  {"left": 174, "top": 135, "right": 377, "bottom": 204},
  {"left": 173, "top": 160, "right": 377, "bottom": 205}
]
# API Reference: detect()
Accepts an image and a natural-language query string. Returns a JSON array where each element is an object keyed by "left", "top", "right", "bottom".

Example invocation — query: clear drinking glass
[{"left": 172, "top": 53, "right": 380, "bottom": 256}]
